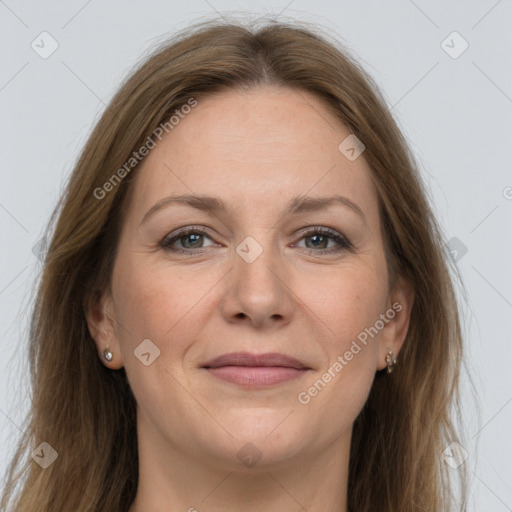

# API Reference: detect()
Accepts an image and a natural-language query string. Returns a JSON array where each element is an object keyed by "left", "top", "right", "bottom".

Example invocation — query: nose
[{"left": 219, "top": 240, "right": 296, "bottom": 330}]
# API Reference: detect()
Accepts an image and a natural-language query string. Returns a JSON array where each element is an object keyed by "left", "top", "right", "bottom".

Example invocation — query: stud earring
[
  {"left": 385, "top": 349, "right": 397, "bottom": 373},
  {"left": 102, "top": 347, "right": 113, "bottom": 362}
]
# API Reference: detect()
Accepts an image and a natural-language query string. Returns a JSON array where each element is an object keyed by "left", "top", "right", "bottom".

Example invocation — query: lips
[
  {"left": 202, "top": 352, "right": 310, "bottom": 387},
  {"left": 202, "top": 352, "right": 308, "bottom": 370}
]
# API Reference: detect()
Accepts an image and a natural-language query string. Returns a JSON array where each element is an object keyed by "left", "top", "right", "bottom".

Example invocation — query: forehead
[{"left": 127, "top": 86, "right": 379, "bottom": 223}]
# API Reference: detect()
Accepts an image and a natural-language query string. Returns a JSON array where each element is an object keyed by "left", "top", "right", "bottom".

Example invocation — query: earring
[
  {"left": 385, "top": 349, "right": 397, "bottom": 373},
  {"left": 102, "top": 347, "right": 113, "bottom": 362}
]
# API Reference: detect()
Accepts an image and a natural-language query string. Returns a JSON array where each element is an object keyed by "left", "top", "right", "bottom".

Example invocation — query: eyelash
[{"left": 159, "top": 225, "right": 352, "bottom": 256}]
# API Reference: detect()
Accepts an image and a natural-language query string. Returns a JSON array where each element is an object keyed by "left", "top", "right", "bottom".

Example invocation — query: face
[{"left": 88, "top": 86, "right": 412, "bottom": 470}]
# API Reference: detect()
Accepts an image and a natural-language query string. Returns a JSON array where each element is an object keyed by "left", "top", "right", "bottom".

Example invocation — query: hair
[{"left": 1, "top": 15, "right": 472, "bottom": 512}]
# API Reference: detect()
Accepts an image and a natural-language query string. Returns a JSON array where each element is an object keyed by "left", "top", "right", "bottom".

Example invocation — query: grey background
[{"left": 1, "top": 0, "right": 511, "bottom": 509}]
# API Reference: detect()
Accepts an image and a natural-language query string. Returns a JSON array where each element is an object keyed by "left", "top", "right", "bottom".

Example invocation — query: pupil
[
  {"left": 183, "top": 234, "right": 201, "bottom": 248},
  {"left": 308, "top": 234, "right": 327, "bottom": 249}
]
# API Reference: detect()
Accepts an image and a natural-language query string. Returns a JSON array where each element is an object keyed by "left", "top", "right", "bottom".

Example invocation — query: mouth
[{"left": 201, "top": 352, "right": 311, "bottom": 387}]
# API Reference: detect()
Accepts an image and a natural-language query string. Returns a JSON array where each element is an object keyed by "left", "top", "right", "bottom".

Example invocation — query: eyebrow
[{"left": 140, "top": 193, "right": 366, "bottom": 226}]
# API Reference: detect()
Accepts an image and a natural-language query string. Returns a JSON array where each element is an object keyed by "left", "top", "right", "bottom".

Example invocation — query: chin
[{"left": 192, "top": 412, "right": 308, "bottom": 471}]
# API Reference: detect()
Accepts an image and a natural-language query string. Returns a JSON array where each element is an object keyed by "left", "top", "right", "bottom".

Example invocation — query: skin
[{"left": 86, "top": 86, "right": 414, "bottom": 512}]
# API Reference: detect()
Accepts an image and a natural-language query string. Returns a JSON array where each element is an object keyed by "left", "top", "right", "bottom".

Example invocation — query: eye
[
  {"left": 160, "top": 225, "right": 352, "bottom": 256},
  {"left": 160, "top": 226, "right": 216, "bottom": 254},
  {"left": 293, "top": 227, "right": 352, "bottom": 255}
]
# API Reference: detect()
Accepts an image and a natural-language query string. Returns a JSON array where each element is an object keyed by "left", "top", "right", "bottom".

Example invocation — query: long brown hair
[{"left": 1, "top": 16, "right": 472, "bottom": 511}]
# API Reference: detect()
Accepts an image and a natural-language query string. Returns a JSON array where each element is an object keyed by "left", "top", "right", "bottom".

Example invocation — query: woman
[{"left": 1, "top": 17, "right": 470, "bottom": 511}]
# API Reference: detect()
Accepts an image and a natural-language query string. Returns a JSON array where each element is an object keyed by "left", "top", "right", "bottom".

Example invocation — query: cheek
[
  {"left": 113, "top": 257, "right": 206, "bottom": 343},
  {"left": 294, "top": 270, "right": 383, "bottom": 433},
  {"left": 111, "top": 259, "right": 204, "bottom": 412},
  {"left": 311, "top": 264, "right": 387, "bottom": 403},
  {"left": 300, "top": 259, "right": 388, "bottom": 352}
]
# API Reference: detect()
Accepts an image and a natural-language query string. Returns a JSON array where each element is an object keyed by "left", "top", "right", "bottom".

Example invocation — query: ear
[
  {"left": 376, "top": 276, "right": 415, "bottom": 371},
  {"left": 84, "top": 288, "right": 124, "bottom": 369}
]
